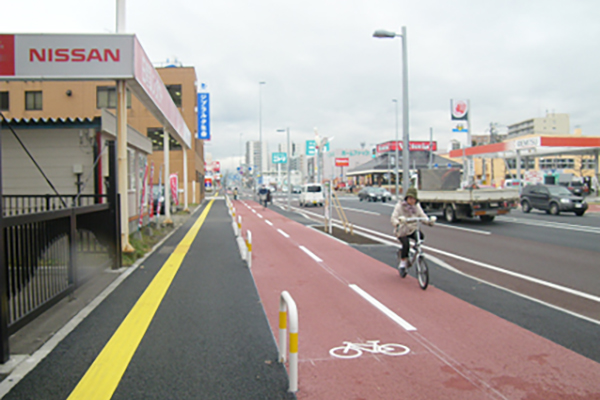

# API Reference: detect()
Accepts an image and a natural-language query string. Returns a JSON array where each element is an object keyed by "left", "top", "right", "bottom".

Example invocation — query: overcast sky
[{"left": 5, "top": 0, "right": 600, "bottom": 171}]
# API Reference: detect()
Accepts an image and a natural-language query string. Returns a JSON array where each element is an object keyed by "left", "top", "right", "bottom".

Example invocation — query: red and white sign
[
  {"left": 0, "top": 34, "right": 133, "bottom": 79},
  {"left": 451, "top": 99, "right": 469, "bottom": 120},
  {"left": 204, "top": 161, "right": 220, "bottom": 173},
  {"left": 376, "top": 141, "right": 438, "bottom": 153},
  {"left": 0, "top": 33, "right": 191, "bottom": 148},
  {"left": 170, "top": 173, "right": 179, "bottom": 206},
  {"left": 335, "top": 157, "right": 350, "bottom": 167}
]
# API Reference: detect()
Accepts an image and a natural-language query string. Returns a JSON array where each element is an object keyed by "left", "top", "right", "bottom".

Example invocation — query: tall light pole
[
  {"left": 258, "top": 81, "right": 266, "bottom": 189},
  {"left": 374, "top": 27, "right": 410, "bottom": 194},
  {"left": 277, "top": 128, "right": 292, "bottom": 210},
  {"left": 392, "top": 99, "right": 399, "bottom": 198}
]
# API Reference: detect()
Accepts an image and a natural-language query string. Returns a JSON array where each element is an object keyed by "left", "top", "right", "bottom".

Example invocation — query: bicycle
[
  {"left": 329, "top": 340, "right": 410, "bottom": 359},
  {"left": 397, "top": 216, "right": 435, "bottom": 290},
  {"left": 258, "top": 192, "right": 269, "bottom": 209}
]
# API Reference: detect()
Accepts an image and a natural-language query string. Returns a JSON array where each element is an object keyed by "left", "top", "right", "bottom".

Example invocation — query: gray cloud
[{"left": 4, "top": 0, "right": 600, "bottom": 171}]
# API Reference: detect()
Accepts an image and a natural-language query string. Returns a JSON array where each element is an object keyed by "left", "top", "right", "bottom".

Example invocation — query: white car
[{"left": 299, "top": 184, "right": 324, "bottom": 207}]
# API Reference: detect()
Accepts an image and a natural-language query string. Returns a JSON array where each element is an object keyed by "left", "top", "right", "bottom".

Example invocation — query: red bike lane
[{"left": 233, "top": 200, "right": 600, "bottom": 400}]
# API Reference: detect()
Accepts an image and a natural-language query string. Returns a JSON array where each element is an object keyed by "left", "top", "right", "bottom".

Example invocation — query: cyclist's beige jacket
[{"left": 391, "top": 200, "right": 431, "bottom": 237}]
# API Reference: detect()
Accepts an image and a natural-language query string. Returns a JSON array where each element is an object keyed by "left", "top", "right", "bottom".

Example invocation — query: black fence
[
  {"left": 0, "top": 141, "right": 121, "bottom": 363},
  {"left": 3, "top": 194, "right": 105, "bottom": 216},
  {"left": 3, "top": 204, "right": 119, "bottom": 334}
]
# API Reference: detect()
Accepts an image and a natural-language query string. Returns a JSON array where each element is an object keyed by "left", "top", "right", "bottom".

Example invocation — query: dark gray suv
[{"left": 520, "top": 184, "right": 588, "bottom": 216}]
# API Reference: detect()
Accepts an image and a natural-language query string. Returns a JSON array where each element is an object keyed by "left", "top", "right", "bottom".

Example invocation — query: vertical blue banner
[{"left": 197, "top": 92, "right": 210, "bottom": 140}]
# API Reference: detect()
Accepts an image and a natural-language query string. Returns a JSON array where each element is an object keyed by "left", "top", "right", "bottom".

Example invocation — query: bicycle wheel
[
  {"left": 329, "top": 346, "right": 362, "bottom": 359},
  {"left": 379, "top": 343, "right": 410, "bottom": 356},
  {"left": 416, "top": 255, "right": 429, "bottom": 290}
]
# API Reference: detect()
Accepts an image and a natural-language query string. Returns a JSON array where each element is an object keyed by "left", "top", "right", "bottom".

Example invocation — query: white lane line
[
  {"left": 265, "top": 220, "right": 273, "bottom": 226},
  {"left": 436, "top": 224, "right": 491, "bottom": 235},
  {"left": 277, "top": 229, "right": 290, "bottom": 238},
  {"left": 424, "top": 246, "right": 600, "bottom": 304},
  {"left": 251, "top": 209, "right": 257, "bottom": 213},
  {"left": 257, "top": 214, "right": 263, "bottom": 219},
  {"left": 349, "top": 284, "right": 417, "bottom": 331},
  {"left": 328, "top": 221, "right": 600, "bottom": 308},
  {"left": 341, "top": 207, "right": 381, "bottom": 216},
  {"left": 498, "top": 216, "right": 600, "bottom": 234},
  {"left": 299, "top": 246, "right": 322, "bottom": 262}
]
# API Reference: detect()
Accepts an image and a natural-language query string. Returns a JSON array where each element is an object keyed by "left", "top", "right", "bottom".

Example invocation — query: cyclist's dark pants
[{"left": 398, "top": 230, "right": 425, "bottom": 259}]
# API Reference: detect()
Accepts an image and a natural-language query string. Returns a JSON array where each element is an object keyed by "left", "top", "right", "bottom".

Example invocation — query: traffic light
[{"left": 371, "top": 146, "right": 377, "bottom": 158}]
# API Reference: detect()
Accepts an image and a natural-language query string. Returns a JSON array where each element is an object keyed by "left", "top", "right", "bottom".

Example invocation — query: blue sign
[
  {"left": 272, "top": 152, "right": 287, "bottom": 164},
  {"left": 306, "top": 140, "right": 316, "bottom": 156},
  {"left": 197, "top": 93, "right": 210, "bottom": 140}
]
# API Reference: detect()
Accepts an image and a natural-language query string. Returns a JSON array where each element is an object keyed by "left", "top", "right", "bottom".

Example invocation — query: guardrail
[{"left": 278, "top": 290, "right": 299, "bottom": 393}]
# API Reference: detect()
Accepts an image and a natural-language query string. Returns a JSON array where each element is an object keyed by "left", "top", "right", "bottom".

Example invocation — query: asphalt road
[
  {"left": 235, "top": 195, "right": 600, "bottom": 399},
  {"left": 255, "top": 189, "right": 600, "bottom": 363}
]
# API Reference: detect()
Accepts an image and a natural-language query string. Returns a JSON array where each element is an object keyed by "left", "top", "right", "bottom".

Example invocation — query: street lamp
[
  {"left": 373, "top": 27, "right": 410, "bottom": 194},
  {"left": 392, "top": 99, "right": 399, "bottom": 198},
  {"left": 276, "top": 128, "right": 291, "bottom": 210},
  {"left": 258, "top": 81, "right": 266, "bottom": 191}
]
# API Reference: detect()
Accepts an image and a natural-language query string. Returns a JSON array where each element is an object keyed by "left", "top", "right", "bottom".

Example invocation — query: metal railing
[
  {"left": 0, "top": 140, "right": 121, "bottom": 363},
  {"left": 3, "top": 194, "right": 106, "bottom": 216},
  {"left": 3, "top": 204, "right": 117, "bottom": 334}
]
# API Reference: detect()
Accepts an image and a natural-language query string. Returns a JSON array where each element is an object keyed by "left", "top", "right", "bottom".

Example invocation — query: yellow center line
[{"left": 67, "top": 198, "right": 216, "bottom": 400}]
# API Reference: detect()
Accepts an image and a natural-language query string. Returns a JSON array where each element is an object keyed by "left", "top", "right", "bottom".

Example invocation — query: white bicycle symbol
[{"left": 329, "top": 340, "right": 410, "bottom": 359}]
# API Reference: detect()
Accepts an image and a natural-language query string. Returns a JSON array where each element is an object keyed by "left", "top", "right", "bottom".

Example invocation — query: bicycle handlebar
[{"left": 404, "top": 217, "right": 433, "bottom": 222}]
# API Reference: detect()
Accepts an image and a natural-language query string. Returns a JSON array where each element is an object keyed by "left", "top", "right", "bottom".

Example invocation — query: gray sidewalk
[{"left": 0, "top": 199, "right": 295, "bottom": 399}]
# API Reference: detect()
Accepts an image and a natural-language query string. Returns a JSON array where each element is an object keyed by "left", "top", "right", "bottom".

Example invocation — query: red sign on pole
[
  {"left": 170, "top": 173, "right": 179, "bottom": 206},
  {"left": 335, "top": 158, "right": 350, "bottom": 167}
]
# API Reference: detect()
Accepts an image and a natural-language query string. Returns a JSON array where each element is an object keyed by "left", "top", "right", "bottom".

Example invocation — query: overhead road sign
[
  {"left": 306, "top": 140, "right": 316, "bottom": 156},
  {"left": 272, "top": 152, "right": 287, "bottom": 164},
  {"left": 0, "top": 33, "right": 192, "bottom": 149}
]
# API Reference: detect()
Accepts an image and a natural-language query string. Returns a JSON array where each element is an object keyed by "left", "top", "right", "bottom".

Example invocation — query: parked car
[
  {"left": 292, "top": 185, "right": 302, "bottom": 194},
  {"left": 358, "top": 187, "right": 392, "bottom": 202},
  {"left": 520, "top": 184, "right": 588, "bottom": 216},
  {"left": 299, "top": 184, "right": 324, "bottom": 207},
  {"left": 559, "top": 180, "right": 589, "bottom": 196}
]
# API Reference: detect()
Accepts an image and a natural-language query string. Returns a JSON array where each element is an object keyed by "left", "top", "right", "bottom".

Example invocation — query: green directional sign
[
  {"left": 306, "top": 140, "right": 316, "bottom": 156},
  {"left": 272, "top": 152, "right": 287, "bottom": 164}
]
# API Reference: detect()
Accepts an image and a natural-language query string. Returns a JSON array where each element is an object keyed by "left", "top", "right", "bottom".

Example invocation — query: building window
[
  {"left": 96, "top": 86, "right": 132, "bottom": 109},
  {"left": 539, "top": 157, "right": 575, "bottom": 169},
  {"left": 147, "top": 128, "right": 182, "bottom": 151},
  {"left": 166, "top": 84, "right": 182, "bottom": 107},
  {"left": 25, "top": 91, "right": 43, "bottom": 110},
  {"left": 506, "top": 158, "right": 535, "bottom": 169},
  {"left": 581, "top": 158, "right": 596, "bottom": 170},
  {"left": 0, "top": 91, "right": 8, "bottom": 110}
]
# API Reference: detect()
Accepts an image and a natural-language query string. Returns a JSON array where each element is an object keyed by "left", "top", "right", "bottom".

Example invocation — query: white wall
[{"left": 2, "top": 127, "right": 95, "bottom": 196}]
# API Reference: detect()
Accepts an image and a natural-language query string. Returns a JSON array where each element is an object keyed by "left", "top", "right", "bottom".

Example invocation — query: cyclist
[
  {"left": 390, "top": 187, "right": 436, "bottom": 276},
  {"left": 258, "top": 185, "right": 270, "bottom": 208}
]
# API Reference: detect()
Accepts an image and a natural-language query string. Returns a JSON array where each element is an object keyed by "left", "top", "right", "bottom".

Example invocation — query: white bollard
[
  {"left": 246, "top": 230, "right": 252, "bottom": 268},
  {"left": 279, "top": 291, "right": 299, "bottom": 393},
  {"left": 237, "top": 215, "right": 242, "bottom": 234}
]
